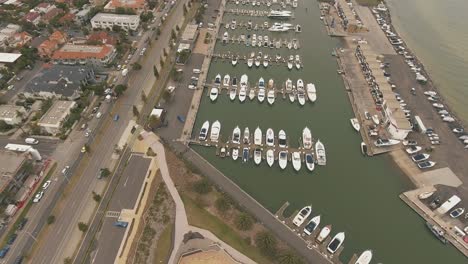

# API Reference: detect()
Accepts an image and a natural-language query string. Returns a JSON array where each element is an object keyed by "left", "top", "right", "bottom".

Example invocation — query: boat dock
[
  {"left": 400, "top": 187, "right": 468, "bottom": 258},
  {"left": 275, "top": 202, "right": 343, "bottom": 264},
  {"left": 225, "top": 9, "right": 295, "bottom": 19},
  {"left": 335, "top": 46, "right": 398, "bottom": 156}
]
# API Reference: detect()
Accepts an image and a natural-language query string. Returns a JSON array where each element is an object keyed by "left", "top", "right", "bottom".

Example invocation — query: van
[
  {"left": 192, "top": 69, "right": 201, "bottom": 74},
  {"left": 24, "top": 138, "right": 39, "bottom": 145},
  {"left": 96, "top": 112, "right": 102, "bottom": 119}
]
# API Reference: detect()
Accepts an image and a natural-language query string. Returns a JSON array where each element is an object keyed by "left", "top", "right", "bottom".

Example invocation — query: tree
[
  {"left": 64, "top": 257, "right": 72, "bottom": 264},
  {"left": 153, "top": 65, "right": 159, "bottom": 77},
  {"left": 278, "top": 251, "right": 304, "bottom": 264},
  {"left": 255, "top": 231, "right": 277, "bottom": 257},
  {"left": 132, "top": 62, "right": 142, "bottom": 70},
  {"left": 100, "top": 168, "right": 111, "bottom": 178},
  {"left": 115, "top": 84, "right": 127, "bottom": 96},
  {"left": 171, "top": 29, "right": 176, "bottom": 40},
  {"left": 147, "top": 115, "right": 160, "bottom": 129},
  {"left": 132, "top": 105, "right": 139, "bottom": 117},
  {"left": 162, "top": 90, "right": 172, "bottom": 102},
  {"left": 183, "top": 4, "right": 188, "bottom": 16},
  {"left": 156, "top": 27, "right": 161, "bottom": 36},
  {"left": 141, "top": 93, "right": 147, "bottom": 102},
  {"left": 160, "top": 57, "right": 165, "bottom": 68},
  {"left": 235, "top": 213, "right": 253, "bottom": 231},
  {"left": 193, "top": 178, "right": 212, "bottom": 194},
  {"left": 215, "top": 196, "right": 231, "bottom": 213},
  {"left": 92, "top": 191, "right": 101, "bottom": 202},
  {"left": 176, "top": 25, "right": 180, "bottom": 31},
  {"left": 78, "top": 222, "right": 88, "bottom": 232},
  {"left": 47, "top": 215, "right": 55, "bottom": 225}
]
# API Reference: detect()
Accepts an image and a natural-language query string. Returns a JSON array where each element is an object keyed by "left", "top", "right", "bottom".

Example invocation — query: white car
[
  {"left": 188, "top": 84, "right": 196, "bottom": 90},
  {"left": 33, "top": 191, "right": 44, "bottom": 203},
  {"left": 42, "top": 180, "right": 51, "bottom": 190},
  {"left": 62, "top": 165, "right": 70, "bottom": 175}
]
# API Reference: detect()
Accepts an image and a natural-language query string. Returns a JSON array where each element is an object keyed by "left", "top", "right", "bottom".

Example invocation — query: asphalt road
[
  {"left": 0, "top": 137, "right": 59, "bottom": 158},
  {"left": 91, "top": 155, "right": 150, "bottom": 264},
  {"left": 0, "top": 62, "right": 45, "bottom": 103}
]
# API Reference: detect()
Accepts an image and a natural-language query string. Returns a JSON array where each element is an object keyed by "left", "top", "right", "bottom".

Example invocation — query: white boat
[
  {"left": 263, "top": 59, "right": 269, "bottom": 68},
  {"left": 242, "top": 147, "right": 249, "bottom": 163},
  {"left": 209, "top": 87, "right": 219, "bottom": 101},
  {"left": 361, "top": 142, "right": 367, "bottom": 156},
  {"left": 406, "top": 145, "right": 422, "bottom": 154},
  {"left": 243, "top": 127, "right": 250, "bottom": 144},
  {"left": 302, "top": 127, "right": 312, "bottom": 149},
  {"left": 278, "top": 150, "right": 288, "bottom": 169},
  {"left": 232, "top": 147, "right": 239, "bottom": 161},
  {"left": 316, "top": 225, "right": 331, "bottom": 243},
  {"left": 266, "top": 128, "right": 275, "bottom": 146},
  {"left": 232, "top": 126, "right": 241, "bottom": 144},
  {"left": 372, "top": 115, "right": 380, "bottom": 125},
  {"left": 222, "top": 32, "right": 229, "bottom": 44},
  {"left": 295, "top": 55, "right": 301, "bottom": 69},
  {"left": 258, "top": 78, "right": 265, "bottom": 89},
  {"left": 418, "top": 191, "right": 434, "bottom": 200},
  {"left": 297, "top": 91, "right": 305, "bottom": 105},
  {"left": 278, "top": 130, "right": 287, "bottom": 148},
  {"left": 288, "top": 92, "right": 295, "bottom": 103},
  {"left": 254, "top": 127, "right": 262, "bottom": 145},
  {"left": 315, "top": 140, "right": 326, "bottom": 166},
  {"left": 306, "top": 83, "right": 317, "bottom": 102},
  {"left": 292, "top": 205, "right": 312, "bottom": 227},
  {"left": 268, "top": 78, "right": 274, "bottom": 88},
  {"left": 254, "top": 148, "right": 262, "bottom": 165},
  {"left": 350, "top": 118, "right": 360, "bottom": 132},
  {"left": 249, "top": 88, "right": 256, "bottom": 100},
  {"left": 268, "top": 10, "right": 293, "bottom": 19},
  {"left": 450, "top": 207, "right": 465, "bottom": 218},
  {"left": 257, "top": 88, "right": 265, "bottom": 103},
  {"left": 229, "top": 87, "right": 237, "bottom": 101},
  {"left": 231, "top": 56, "right": 238, "bottom": 66},
  {"left": 267, "top": 90, "right": 275, "bottom": 105},
  {"left": 418, "top": 161, "right": 436, "bottom": 169},
  {"left": 255, "top": 56, "right": 261, "bottom": 67},
  {"left": 292, "top": 152, "right": 301, "bottom": 171},
  {"left": 266, "top": 149, "right": 274, "bottom": 167},
  {"left": 295, "top": 24, "right": 301, "bottom": 32},
  {"left": 214, "top": 74, "right": 221, "bottom": 85},
  {"left": 327, "top": 232, "right": 345, "bottom": 254},
  {"left": 374, "top": 138, "right": 400, "bottom": 147},
  {"left": 285, "top": 78, "right": 293, "bottom": 91},
  {"left": 287, "top": 60, "right": 293, "bottom": 70},
  {"left": 304, "top": 215, "right": 320, "bottom": 235},
  {"left": 305, "top": 153, "right": 315, "bottom": 172},
  {"left": 355, "top": 250, "right": 373, "bottom": 264},
  {"left": 199, "top": 121, "right": 210, "bottom": 141},
  {"left": 223, "top": 74, "right": 230, "bottom": 87},
  {"left": 247, "top": 58, "right": 254, "bottom": 67},
  {"left": 239, "top": 87, "right": 246, "bottom": 102},
  {"left": 210, "top": 121, "right": 221, "bottom": 142},
  {"left": 297, "top": 79, "right": 304, "bottom": 90}
]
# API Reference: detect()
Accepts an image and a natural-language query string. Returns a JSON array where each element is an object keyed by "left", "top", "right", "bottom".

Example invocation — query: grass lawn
[
  {"left": 356, "top": 0, "right": 380, "bottom": 6},
  {"left": 182, "top": 195, "right": 271, "bottom": 264},
  {"left": 154, "top": 223, "right": 174, "bottom": 263}
]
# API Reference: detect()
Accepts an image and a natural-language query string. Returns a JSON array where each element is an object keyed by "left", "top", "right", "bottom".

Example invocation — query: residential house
[
  {"left": 41, "top": 7, "right": 64, "bottom": 23},
  {"left": 8, "top": 32, "right": 33, "bottom": 49},
  {"left": 0, "top": 105, "right": 26, "bottom": 125},
  {"left": 87, "top": 31, "right": 117, "bottom": 45},
  {"left": 24, "top": 11, "right": 41, "bottom": 25},
  {"left": 38, "top": 31, "right": 67, "bottom": 58},
  {"left": 104, "top": 0, "right": 147, "bottom": 14}
]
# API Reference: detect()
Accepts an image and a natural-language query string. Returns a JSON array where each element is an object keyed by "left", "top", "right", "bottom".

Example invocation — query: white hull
[
  {"left": 223, "top": 74, "right": 230, "bottom": 87},
  {"left": 350, "top": 118, "right": 360, "bottom": 132},
  {"left": 278, "top": 130, "right": 287, "bottom": 148},
  {"left": 232, "top": 126, "right": 241, "bottom": 144},
  {"left": 243, "top": 127, "right": 250, "bottom": 144},
  {"left": 257, "top": 89, "right": 265, "bottom": 103},
  {"left": 289, "top": 92, "right": 295, "bottom": 103},
  {"left": 254, "top": 127, "right": 262, "bottom": 145},
  {"left": 372, "top": 115, "right": 380, "bottom": 125},
  {"left": 307, "top": 83, "right": 317, "bottom": 102},
  {"left": 239, "top": 87, "right": 246, "bottom": 102},
  {"left": 304, "top": 215, "right": 321, "bottom": 235},
  {"left": 278, "top": 151, "right": 288, "bottom": 169},
  {"left": 315, "top": 140, "right": 326, "bottom": 166},
  {"left": 374, "top": 139, "right": 400, "bottom": 147},
  {"left": 229, "top": 88, "right": 236, "bottom": 101},
  {"left": 210, "top": 87, "right": 219, "bottom": 101},
  {"left": 266, "top": 149, "right": 274, "bottom": 167},
  {"left": 292, "top": 152, "right": 301, "bottom": 171},
  {"left": 266, "top": 128, "right": 275, "bottom": 147},
  {"left": 355, "top": 250, "right": 373, "bottom": 264},
  {"left": 199, "top": 121, "right": 210, "bottom": 141},
  {"left": 316, "top": 225, "right": 331, "bottom": 243},
  {"left": 305, "top": 153, "right": 315, "bottom": 172},
  {"left": 267, "top": 90, "right": 275, "bottom": 105},
  {"left": 327, "top": 232, "right": 345, "bottom": 254},
  {"left": 298, "top": 93, "right": 305, "bottom": 106},
  {"left": 210, "top": 121, "right": 221, "bottom": 142},
  {"left": 232, "top": 148, "right": 239, "bottom": 161},
  {"left": 418, "top": 191, "right": 434, "bottom": 200},
  {"left": 249, "top": 89, "right": 256, "bottom": 100},
  {"left": 292, "top": 205, "right": 312, "bottom": 227},
  {"left": 302, "top": 127, "right": 312, "bottom": 149},
  {"left": 254, "top": 149, "right": 262, "bottom": 165}
]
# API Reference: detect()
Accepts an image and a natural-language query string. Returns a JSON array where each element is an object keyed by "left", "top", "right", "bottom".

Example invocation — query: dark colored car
[
  {"left": 0, "top": 246, "right": 10, "bottom": 258},
  {"left": 17, "top": 218, "right": 28, "bottom": 231},
  {"left": 7, "top": 233, "right": 17, "bottom": 245}
]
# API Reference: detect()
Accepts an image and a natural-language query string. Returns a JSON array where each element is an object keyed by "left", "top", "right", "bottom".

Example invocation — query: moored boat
[
  {"left": 243, "top": 127, "right": 250, "bottom": 144},
  {"left": 350, "top": 118, "right": 360, "bottom": 131},
  {"left": 360, "top": 142, "right": 367, "bottom": 156},
  {"left": 232, "top": 126, "right": 241, "bottom": 144},
  {"left": 239, "top": 87, "right": 246, "bottom": 102},
  {"left": 374, "top": 138, "right": 400, "bottom": 147},
  {"left": 267, "top": 90, "right": 275, "bottom": 105},
  {"left": 209, "top": 87, "right": 219, "bottom": 101},
  {"left": 316, "top": 225, "right": 331, "bottom": 243},
  {"left": 266, "top": 149, "right": 274, "bottom": 167},
  {"left": 425, "top": 222, "right": 447, "bottom": 243},
  {"left": 418, "top": 191, "right": 434, "bottom": 200},
  {"left": 292, "top": 152, "right": 301, "bottom": 171},
  {"left": 304, "top": 215, "right": 320, "bottom": 235},
  {"left": 229, "top": 87, "right": 237, "bottom": 101},
  {"left": 306, "top": 83, "right": 317, "bottom": 102},
  {"left": 292, "top": 205, "right": 312, "bottom": 227},
  {"left": 278, "top": 130, "right": 287, "bottom": 148},
  {"left": 355, "top": 250, "right": 373, "bottom": 264},
  {"left": 266, "top": 128, "right": 275, "bottom": 146},
  {"left": 315, "top": 139, "right": 326, "bottom": 166},
  {"left": 305, "top": 153, "right": 315, "bottom": 172},
  {"left": 249, "top": 88, "right": 256, "bottom": 100},
  {"left": 278, "top": 150, "right": 288, "bottom": 169},
  {"left": 254, "top": 127, "right": 262, "bottom": 145},
  {"left": 210, "top": 121, "right": 221, "bottom": 142},
  {"left": 199, "top": 121, "right": 210, "bottom": 141},
  {"left": 302, "top": 127, "right": 312, "bottom": 149},
  {"left": 254, "top": 148, "right": 262, "bottom": 165},
  {"left": 231, "top": 147, "right": 239, "bottom": 161},
  {"left": 257, "top": 88, "right": 265, "bottom": 103},
  {"left": 242, "top": 147, "right": 249, "bottom": 163},
  {"left": 327, "top": 232, "right": 345, "bottom": 254},
  {"left": 223, "top": 74, "right": 230, "bottom": 87},
  {"left": 297, "top": 91, "right": 305, "bottom": 106}
]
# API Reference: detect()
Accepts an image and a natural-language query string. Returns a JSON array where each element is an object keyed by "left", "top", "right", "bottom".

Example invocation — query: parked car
[
  {"left": 33, "top": 191, "right": 44, "bottom": 203},
  {"left": 114, "top": 221, "right": 128, "bottom": 228},
  {"left": 6, "top": 234, "right": 17, "bottom": 245},
  {"left": 0, "top": 246, "right": 10, "bottom": 258},
  {"left": 42, "top": 180, "right": 51, "bottom": 190},
  {"left": 17, "top": 218, "right": 28, "bottom": 231}
]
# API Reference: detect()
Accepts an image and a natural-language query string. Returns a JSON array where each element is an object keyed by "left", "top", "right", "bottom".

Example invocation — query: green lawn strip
[
  {"left": 153, "top": 222, "right": 174, "bottom": 263},
  {"left": 181, "top": 194, "right": 271, "bottom": 264},
  {"left": 355, "top": 0, "right": 380, "bottom": 6},
  {"left": 1, "top": 163, "right": 57, "bottom": 247}
]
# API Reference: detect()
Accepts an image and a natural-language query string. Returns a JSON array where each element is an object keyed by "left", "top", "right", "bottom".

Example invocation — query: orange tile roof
[
  {"left": 87, "top": 31, "right": 117, "bottom": 45},
  {"left": 49, "top": 30, "right": 67, "bottom": 43},
  {"left": 110, "top": 0, "right": 146, "bottom": 9},
  {"left": 52, "top": 44, "right": 114, "bottom": 60}
]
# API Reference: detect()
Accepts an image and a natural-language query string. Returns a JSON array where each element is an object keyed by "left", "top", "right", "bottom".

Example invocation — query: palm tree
[
  {"left": 255, "top": 231, "right": 277, "bottom": 257},
  {"left": 278, "top": 251, "right": 303, "bottom": 264},
  {"left": 235, "top": 213, "right": 253, "bottom": 231}
]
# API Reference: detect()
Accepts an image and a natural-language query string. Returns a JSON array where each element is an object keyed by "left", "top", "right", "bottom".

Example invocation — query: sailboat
[
  {"left": 315, "top": 139, "right": 326, "bottom": 165},
  {"left": 306, "top": 83, "right": 317, "bottom": 102},
  {"left": 292, "top": 152, "right": 301, "bottom": 171},
  {"left": 199, "top": 121, "right": 210, "bottom": 141},
  {"left": 292, "top": 205, "right": 312, "bottom": 227},
  {"left": 266, "top": 149, "right": 274, "bottom": 167},
  {"left": 254, "top": 127, "right": 262, "bottom": 145},
  {"left": 266, "top": 128, "right": 275, "bottom": 146},
  {"left": 305, "top": 153, "right": 315, "bottom": 172},
  {"left": 302, "top": 127, "right": 312, "bottom": 149}
]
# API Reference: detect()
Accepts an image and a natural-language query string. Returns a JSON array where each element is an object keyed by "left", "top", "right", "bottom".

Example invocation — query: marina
[{"left": 180, "top": 0, "right": 468, "bottom": 263}]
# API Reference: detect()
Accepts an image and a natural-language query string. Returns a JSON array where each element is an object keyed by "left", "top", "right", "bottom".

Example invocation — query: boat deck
[{"left": 274, "top": 202, "right": 344, "bottom": 264}]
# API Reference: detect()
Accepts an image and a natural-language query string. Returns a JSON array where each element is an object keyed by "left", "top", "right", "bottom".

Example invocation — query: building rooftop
[
  {"left": 106, "top": 0, "right": 146, "bottom": 9},
  {"left": 52, "top": 43, "right": 114, "bottom": 60},
  {"left": 91, "top": 13, "right": 140, "bottom": 23},
  {"left": 0, "top": 52, "right": 22, "bottom": 63},
  {"left": 24, "top": 65, "right": 93, "bottom": 97},
  {"left": 0, "top": 105, "right": 24, "bottom": 119},
  {"left": 38, "top": 100, "right": 76, "bottom": 127},
  {"left": 181, "top": 24, "right": 198, "bottom": 42},
  {"left": 0, "top": 150, "right": 27, "bottom": 192}
]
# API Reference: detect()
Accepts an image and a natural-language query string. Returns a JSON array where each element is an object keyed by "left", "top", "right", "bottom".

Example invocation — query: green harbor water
[{"left": 192, "top": 1, "right": 466, "bottom": 263}]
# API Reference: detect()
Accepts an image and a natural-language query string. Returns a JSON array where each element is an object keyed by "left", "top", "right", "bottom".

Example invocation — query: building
[
  {"left": 8, "top": 32, "right": 33, "bottom": 48},
  {"left": 38, "top": 100, "right": 76, "bottom": 135},
  {"left": 41, "top": 7, "right": 64, "bottom": 23},
  {"left": 0, "top": 24, "right": 21, "bottom": 47},
  {"left": 103, "top": 0, "right": 147, "bottom": 14},
  {"left": 87, "top": 31, "right": 118, "bottom": 45},
  {"left": 91, "top": 13, "right": 140, "bottom": 31},
  {"left": 38, "top": 31, "right": 68, "bottom": 58},
  {"left": 0, "top": 53, "right": 22, "bottom": 64},
  {"left": 0, "top": 105, "right": 26, "bottom": 125},
  {"left": 51, "top": 43, "right": 116, "bottom": 66},
  {"left": 24, "top": 65, "right": 95, "bottom": 99},
  {"left": 34, "top": 3, "right": 55, "bottom": 13},
  {"left": 0, "top": 150, "right": 28, "bottom": 196},
  {"left": 181, "top": 24, "right": 199, "bottom": 46},
  {"left": 75, "top": 5, "right": 92, "bottom": 25},
  {"left": 24, "top": 11, "right": 41, "bottom": 25}
]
